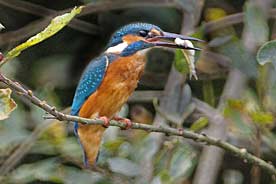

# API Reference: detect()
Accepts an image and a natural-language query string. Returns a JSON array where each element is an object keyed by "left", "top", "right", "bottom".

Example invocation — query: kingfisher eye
[{"left": 138, "top": 30, "right": 148, "bottom": 37}]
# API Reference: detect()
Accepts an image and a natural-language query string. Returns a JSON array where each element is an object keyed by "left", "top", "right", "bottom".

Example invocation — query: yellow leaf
[
  {"left": 205, "top": 8, "right": 227, "bottom": 21},
  {"left": 6, "top": 6, "right": 83, "bottom": 60},
  {"left": 227, "top": 99, "right": 246, "bottom": 112},
  {"left": 190, "top": 117, "right": 208, "bottom": 132},
  {"left": 0, "top": 88, "right": 17, "bottom": 120},
  {"left": 250, "top": 111, "right": 274, "bottom": 126}
]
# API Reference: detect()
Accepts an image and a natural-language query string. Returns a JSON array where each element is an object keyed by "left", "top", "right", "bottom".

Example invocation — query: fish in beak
[
  {"left": 146, "top": 31, "right": 203, "bottom": 51},
  {"left": 145, "top": 31, "right": 203, "bottom": 80}
]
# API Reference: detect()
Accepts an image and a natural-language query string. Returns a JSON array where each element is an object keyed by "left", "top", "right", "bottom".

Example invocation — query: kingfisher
[{"left": 71, "top": 23, "right": 202, "bottom": 167}]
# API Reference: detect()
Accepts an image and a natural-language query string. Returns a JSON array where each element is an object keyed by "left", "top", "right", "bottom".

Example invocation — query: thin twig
[
  {"left": 204, "top": 9, "right": 276, "bottom": 34},
  {"left": 0, "top": 73, "right": 276, "bottom": 176},
  {"left": 0, "top": 0, "right": 100, "bottom": 35},
  {"left": 78, "top": 0, "right": 178, "bottom": 16}
]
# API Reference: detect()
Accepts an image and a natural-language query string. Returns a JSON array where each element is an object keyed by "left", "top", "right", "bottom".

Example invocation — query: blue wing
[
  {"left": 71, "top": 55, "right": 108, "bottom": 165},
  {"left": 71, "top": 55, "right": 109, "bottom": 116},
  {"left": 71, "top": 54, "right": 118, "bottom": 166}
]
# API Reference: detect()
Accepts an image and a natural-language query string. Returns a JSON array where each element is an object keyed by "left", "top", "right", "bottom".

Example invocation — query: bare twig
[
  {"left": 79, "top": 0, "right": 178, "bottom": 16},
  {"left": 1, "top": 58, "right": 276, "bottom": 177},
  {"left": 204, "top": 9, "right": 276, "bottom": 34},
  {"left": 129, "top": 90, "right": 163, "bottom": 103},
  {"left": 0, "top": 0, "right": 100, "bottom": 35},
  {"left": 153, "top": 98, "right": 195, "bottom": 125}
]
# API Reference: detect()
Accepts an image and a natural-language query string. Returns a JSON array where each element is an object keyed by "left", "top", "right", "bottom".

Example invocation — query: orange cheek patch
[{"left": 123, "top": 35, "right": 144, "bottom": 44}]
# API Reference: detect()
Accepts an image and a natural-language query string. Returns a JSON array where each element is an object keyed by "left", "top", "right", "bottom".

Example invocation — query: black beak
[{"left": 146, "top": 31, "right": 203, "bottom": 51}]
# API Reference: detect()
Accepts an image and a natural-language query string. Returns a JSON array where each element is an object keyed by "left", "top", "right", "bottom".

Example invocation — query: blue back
[{"left": 71, "top": 54, "right": 117, "bottom": 116}]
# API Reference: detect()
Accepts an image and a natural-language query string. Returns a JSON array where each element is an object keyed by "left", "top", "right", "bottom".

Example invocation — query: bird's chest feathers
[
  {"left": 103, "top": 54, "right": 145, "bottom": 95},
  {"left": 80, "top": 54, "right": 146, "bottom": 118}
]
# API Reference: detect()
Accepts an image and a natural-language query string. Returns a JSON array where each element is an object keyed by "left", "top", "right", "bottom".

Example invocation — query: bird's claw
[
  {"left": 113, "top": 116, "right": 132, "bottom": 130},
  {"left": 100, "top": 116, "right": 110, "bottom": 128}
]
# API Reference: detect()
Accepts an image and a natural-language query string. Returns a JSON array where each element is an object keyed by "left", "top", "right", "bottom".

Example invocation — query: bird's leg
[
  {"left": 99, "top": 116, "right": 110, "bottom": 128},
  {"left": 112, "top": 116, "right": 132, "bottom": 130}
]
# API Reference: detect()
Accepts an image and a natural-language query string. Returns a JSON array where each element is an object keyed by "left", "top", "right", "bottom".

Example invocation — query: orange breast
[
  {"left": 77, "top": 53, "right": 146, "bottom": 165},
  {"left": 79, "top": 53, "right": 146, "bottom": 119}
]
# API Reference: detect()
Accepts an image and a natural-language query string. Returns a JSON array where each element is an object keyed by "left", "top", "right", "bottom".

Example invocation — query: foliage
[
  {"left": 257, "top": 40, "right": 276, "bottom": 68},
  {"left": 4, "top": 6, "right": 83, "bottom": 61},
  {"left": 0, "top": 88, "right": 17, "bottom": 120}
]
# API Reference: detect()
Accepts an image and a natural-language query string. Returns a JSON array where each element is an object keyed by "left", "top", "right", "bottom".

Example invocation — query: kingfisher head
[{"left": 105, "top": 23, "right": 202, "bottom": 57}]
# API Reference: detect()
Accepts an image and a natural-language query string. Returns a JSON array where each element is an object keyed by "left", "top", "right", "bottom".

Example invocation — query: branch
[
  {"left": 79, "top": 0, "right": 178, "bottom": 16},
  {"left": 0, "top": 0, "right": 100, "bottom": 35},
  {"left": 204, "top": 9, "right": 276, "bottom": 34},
  {"left": 0, "top": 73, "right": 276, "bottom": 176}
]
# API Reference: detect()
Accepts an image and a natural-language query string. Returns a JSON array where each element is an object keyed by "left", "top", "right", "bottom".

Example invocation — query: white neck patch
[{"left": 105, "top": 42, "right": 128, "bottom": 54}]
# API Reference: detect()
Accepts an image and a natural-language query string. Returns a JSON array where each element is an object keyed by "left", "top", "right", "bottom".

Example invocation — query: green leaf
[
  {"left": 257, "top": 40, "right": 276, "bottom": 67},
  {"left": 5, "top": 6, "right": 83, "bottom": 60},
  {"left": 158, "top": 170, "right": 172, "bottom": 184},
  {"left": 0, "top": 88, "right": 17, "bottom": 120},
  {"left": 202, "top": 80, "right": 215, "bottom": 106},
  {"left": 250, "top": 111, "right": 274, "bottom": 126},
  {"left": 174, "top": 49, "right": 189, "bottom": 74},
  {"left": 190, "top": 117, "right": 209, "bottom": 132},
  {"left": 244, "top": 2, "right": 269, "bottom": 44},
  {"left": 174, "top": 48, "right": 197, "bottom": 79}
]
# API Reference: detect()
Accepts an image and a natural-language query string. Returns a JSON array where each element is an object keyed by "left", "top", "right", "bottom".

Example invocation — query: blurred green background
[{"left": 0, "top": 0, "right": 276, "bottom": 183}]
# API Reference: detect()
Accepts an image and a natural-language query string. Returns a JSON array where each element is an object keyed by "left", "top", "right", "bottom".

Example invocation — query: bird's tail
[{"left": 74, "top": 122, "right": 105, "bottom": 167}]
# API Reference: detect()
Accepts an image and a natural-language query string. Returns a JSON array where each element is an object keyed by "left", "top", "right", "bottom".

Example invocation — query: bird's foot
[
  {"left": 113, "top": 116, "right": 132, "bottom": 130},
  {"left": 99, "top": 116, "right": 110, "bottom": 128}
]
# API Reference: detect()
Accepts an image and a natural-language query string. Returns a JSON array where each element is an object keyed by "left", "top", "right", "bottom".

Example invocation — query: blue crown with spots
[{"left": 108, "top": 23, "right": 162, "bottom": 48}]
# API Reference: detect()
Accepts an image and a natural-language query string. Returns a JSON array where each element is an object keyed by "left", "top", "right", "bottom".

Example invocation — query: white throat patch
[{"left": 105, "top": 42, "right": 128, "bottom": 54}]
